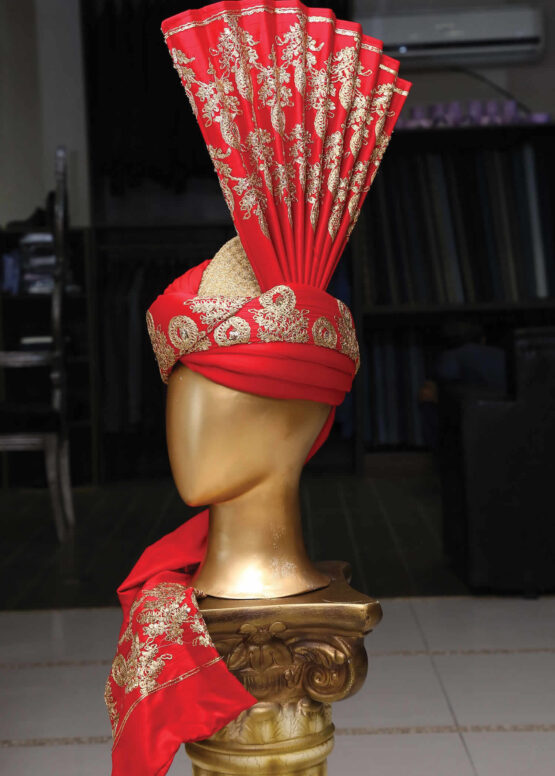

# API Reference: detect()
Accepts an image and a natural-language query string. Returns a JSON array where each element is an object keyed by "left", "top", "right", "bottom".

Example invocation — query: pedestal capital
[{"left": 200, "top": 561, "right": 381, "bottom": 704}]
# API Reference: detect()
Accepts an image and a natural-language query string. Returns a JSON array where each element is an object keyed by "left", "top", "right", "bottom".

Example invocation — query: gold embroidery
[
  {"left": 324, "top": 130, "right": 344, "bottom": 198},
  {"left": 210, "top": 14, "right": 259, "bottom": 102},
  {"left": 328, "top": 176, "right": 350, "bottom": 239},
  {"left": 168, "top": 315, "right": 202, "bottom": 353},
  {"left": 361, "top": 42, "right": 382, "bottom": 54},
  {"left": 112, "top": 583, "right": 214, "bottom": 701},
  {"left": 187, "top": 298, "right": 249, "bottom": 328},
  {"left": 253, "top": 285, "right": 309, "bottom": 344},
  {"left": 214, "top": 316, "right": 251, "bottom": 346},
  {"left": 113, "top": 657, "right": 222, "bottom": 750},
  {"left": 208, "top": 144, "right": 270, "bottom": 237},
  {"left": 306, "top": 161, "right": 322, "bottom": 229},
  {"left": 104, "top": 679, "right": 119, "bottom": 737},
  {"left": 165, "top": 7, "right": 341, "bottom": 40},
  {"left": 169, "top": 12, "right": 398, "bottom": 241},
  {"left": 379, "top": 63, "right": 398, "bottom": 75},
  {"left": 331, "top": 46, "right": 358, "bottom": 110},
  {"left": 198, "top": 236, "right": 261, "bottom": 298},
  {"left": 312, "top": 316, "right": 338, "bottom": 349},
  {"left": 345, "top": 159, "right": 371, "bottom": 238},
  {"left": 146, "top": 311, "right": 176, "bottom": 382},
  {"left": 170, "top": 49, "right": 198, "bottom": 116},
  {"left": 335, "top": 299, "right": 360, "bottom": 371},
  {"left": 369, "top": 131, "right": 392, "bottom": 186},
  {"left": 257, "top": 49, "right": 293, "bottom": 135}
]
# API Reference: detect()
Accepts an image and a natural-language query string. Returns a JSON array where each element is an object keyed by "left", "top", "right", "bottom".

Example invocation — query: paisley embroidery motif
[
  {"left": 214, "top": 316, "right": 251, "bottom": 346},
  {"left": 312, "top": 316, "right": 338, "bottom": 349},
  {"left": 168, "top": 315, "right": 202, "bottom": 353},
  {"left": 146, "top": 311, "right": 176, "bottom": 382},
  {"left": 169, "top": 13, "right": 399, "bottom": 241},
  {"left": 253, "top": 285, "right": 309, "bottom": 344},
  {"left": 335, "top": 299, "right": 360, "bottom": 371}
]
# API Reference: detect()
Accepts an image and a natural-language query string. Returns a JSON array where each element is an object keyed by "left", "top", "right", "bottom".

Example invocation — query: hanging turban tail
[{"left": 108, "top": 3, "right": 412, "bottom": 775}]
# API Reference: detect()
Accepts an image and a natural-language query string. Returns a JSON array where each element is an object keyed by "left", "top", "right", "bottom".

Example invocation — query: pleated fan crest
[{"left": 162, "top": 0, "right": 411, "bottom": 291}]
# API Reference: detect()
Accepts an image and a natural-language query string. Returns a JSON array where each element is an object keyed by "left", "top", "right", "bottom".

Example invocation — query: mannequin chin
[{"left": 166, "top": 363, "right": 331, "bottom": 599}]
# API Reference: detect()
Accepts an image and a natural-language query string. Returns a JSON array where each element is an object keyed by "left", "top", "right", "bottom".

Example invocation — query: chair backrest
[{"left": 50, "top": 146, "right": 68, "bottom": 416}]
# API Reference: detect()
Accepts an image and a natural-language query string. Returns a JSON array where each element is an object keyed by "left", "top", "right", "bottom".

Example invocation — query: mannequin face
[{"left": 166, "top": 364, "right": 331, "bottom": 507}]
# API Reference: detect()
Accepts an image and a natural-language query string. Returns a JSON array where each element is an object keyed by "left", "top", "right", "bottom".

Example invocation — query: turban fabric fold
[{"left": 146, "top": 238, "right": 360, "bottom": 406}]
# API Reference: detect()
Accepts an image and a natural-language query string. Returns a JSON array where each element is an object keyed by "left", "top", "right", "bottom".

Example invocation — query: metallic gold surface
[
  {"left": 166, "top": 364, "right": 331, "bottom": 599},
  {"left": 187, "top": 562, "right": 380, "bottom": 775},
  {"left": 186, "top": 700, "right": 333, "bottom": 775}
]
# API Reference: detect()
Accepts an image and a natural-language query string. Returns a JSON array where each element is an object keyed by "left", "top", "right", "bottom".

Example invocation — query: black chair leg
[
  {"left": 59, "top": 436, "right": 75, "bottom": 529},
  {"left": 44, "top": 435, "right": 66, "bottom": 542}
]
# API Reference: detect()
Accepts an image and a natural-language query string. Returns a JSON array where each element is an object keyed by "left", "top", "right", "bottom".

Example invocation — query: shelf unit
[{"left": 351, "top": 122, "right": 555, "bottom": 472}]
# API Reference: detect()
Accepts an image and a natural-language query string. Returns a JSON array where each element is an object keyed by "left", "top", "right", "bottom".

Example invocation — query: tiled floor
[{"left": 1, "top": 597, "right": 555, "bottom": 775}]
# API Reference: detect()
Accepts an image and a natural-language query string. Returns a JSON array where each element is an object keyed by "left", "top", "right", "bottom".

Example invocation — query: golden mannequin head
[{"left": 166, "top": 364, "right": 331, "bottom": 599}]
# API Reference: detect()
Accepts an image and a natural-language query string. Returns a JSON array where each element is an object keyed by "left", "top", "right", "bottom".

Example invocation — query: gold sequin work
[{"left": 198, "top": 236, "right": 261, "bottom": 298}]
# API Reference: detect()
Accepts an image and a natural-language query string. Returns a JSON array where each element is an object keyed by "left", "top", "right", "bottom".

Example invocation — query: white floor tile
[
  {"left": 0, "top": 609, "right": 122, "bottom": 664},
  {"left": 0, "top": 744, "right": 111, "bottom": 776},
  {"left": 0, "top": 740, "right": 194, "bottom": 776},
  {"left": 333, "top": 655, "right": 454, "bottom": 729},
  {"left": 366, "top": 600, "right": 427, "bottom": 654},
  {"left": 0, "top": 665, "right": 110, "bottom": 739},
  {"left": 412, "top": 596, "right": 555, "bottom": 651},
  {"left": 464, "top": 732, "right": 555, "bottom": 776},
  {"left": 329, "top": 733, "right": 475, "bottom": 776},
  {"left": 434, "top": 652, "right": 555, "bottom": 726},
  {"left": 168, "top": 744, "right": 193, "bottom": 775}
]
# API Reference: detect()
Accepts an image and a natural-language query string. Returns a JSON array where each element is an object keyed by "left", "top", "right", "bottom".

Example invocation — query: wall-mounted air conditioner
[{"left": 356, "top": 5, "right": 544, "bottom": 69}]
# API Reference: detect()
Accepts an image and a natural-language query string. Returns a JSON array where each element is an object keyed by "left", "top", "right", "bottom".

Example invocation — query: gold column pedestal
[{"left": 187, "top": 562, "right": 382, "bottom": 775}]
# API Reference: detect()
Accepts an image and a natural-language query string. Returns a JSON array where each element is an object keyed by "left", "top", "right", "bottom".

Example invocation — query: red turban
[
  {"left": 107, "top": 3, "right": 411, "bottom": 775},
  {"left": 147, "top": 237, "right": 359, "bottom": 406}
]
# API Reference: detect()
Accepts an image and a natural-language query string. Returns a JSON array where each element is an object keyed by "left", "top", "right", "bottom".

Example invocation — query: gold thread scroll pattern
[
  {"left": 168, "top": 315, "right": 209, "bottom": 355},
  {"left": 169, "top": 16, "right": 392, "bottom": 239},
  {"left": 253, "top": 285, "right": 309, "bottom": 344},
  {"left": 214, "top": 316, "right": 251, "bottom": 346},
  {"left": 335, "top": 299, "right": 360, "bottom": 371},
  {"left": 146, "top": 310, "right": 177, "bottom": 383},
  {"left": 106, "top": 584, "right": 214, "bottom": 738},
  {"left": 312, "top": 316, "right": 338, "bottom": 349}
]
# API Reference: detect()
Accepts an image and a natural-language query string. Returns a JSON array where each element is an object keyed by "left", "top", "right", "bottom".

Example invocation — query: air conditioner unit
[{"left": 356, "top": 5, "right": 544, "bottom": 69}]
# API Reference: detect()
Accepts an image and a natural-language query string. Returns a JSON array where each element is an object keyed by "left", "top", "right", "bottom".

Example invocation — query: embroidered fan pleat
[{"left": 162, "top": 1, "right": 411, "bottom": 291}]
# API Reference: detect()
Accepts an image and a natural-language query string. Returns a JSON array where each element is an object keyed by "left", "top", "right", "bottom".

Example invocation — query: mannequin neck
[{"left": 192, "top": 473, "right": 329, "bottom": 599}]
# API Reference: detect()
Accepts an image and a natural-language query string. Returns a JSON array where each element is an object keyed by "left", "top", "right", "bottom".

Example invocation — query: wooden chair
[{"left": 0, "top": 147, "right": 75, "bottom": 541}]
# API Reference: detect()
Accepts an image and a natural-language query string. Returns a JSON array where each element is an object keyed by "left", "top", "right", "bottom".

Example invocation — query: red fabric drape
[
  {"left": 108, "top": 513, "right": 256, "bottom": 776},
  {"left": 162, "top": 0, "right": 411, "bottom": 291}
]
